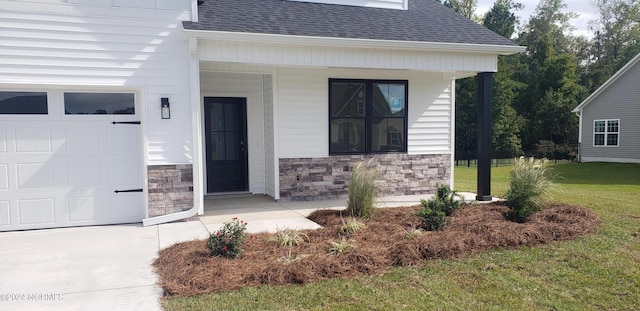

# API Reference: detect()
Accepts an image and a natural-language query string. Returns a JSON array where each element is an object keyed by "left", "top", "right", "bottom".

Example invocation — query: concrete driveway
[{"left": 0, "top": 221, "right": 209, "bottom": 311}]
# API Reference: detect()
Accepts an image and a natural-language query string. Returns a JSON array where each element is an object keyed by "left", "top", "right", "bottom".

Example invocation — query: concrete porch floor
[{"left": 199, "top": 192, "right": 487, "bottom": 233}]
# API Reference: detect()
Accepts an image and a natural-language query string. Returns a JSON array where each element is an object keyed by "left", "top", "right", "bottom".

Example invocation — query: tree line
[{"left": 440, "top": 0, "right": 640, "bottom": 160}]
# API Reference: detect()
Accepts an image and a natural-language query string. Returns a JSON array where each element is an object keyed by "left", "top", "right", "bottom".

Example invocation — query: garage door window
[
  {"left": 64, "top": 92, "right": 135, "bottom": 115},
  {"left": 0, "top": 91, "right": 48, "bottom": 114}
]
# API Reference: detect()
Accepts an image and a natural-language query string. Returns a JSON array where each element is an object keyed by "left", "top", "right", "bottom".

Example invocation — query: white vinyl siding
[
  {"left": 1, "top": 0, "right": 193, "bottom": 166},
  {"left": 276, "top": 67, "right": 452, "bottom": 158},
  {"left": 200, "top": 72, "right": 267, "bottom": 194}
]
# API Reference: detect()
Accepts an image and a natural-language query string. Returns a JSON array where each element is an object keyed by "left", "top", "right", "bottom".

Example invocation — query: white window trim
[{"left": 593, "top": 119, "right": 620, "bottom": 147}]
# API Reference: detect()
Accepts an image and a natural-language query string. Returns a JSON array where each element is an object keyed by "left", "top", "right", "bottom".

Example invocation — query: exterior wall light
[{"left": 161, "top": 97, "right": 170, "bottom": 119}]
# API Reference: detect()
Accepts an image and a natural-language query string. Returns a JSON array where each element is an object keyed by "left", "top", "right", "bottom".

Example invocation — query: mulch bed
[{"left": 153, "top": 202, "right": 600, "bottom": 297}]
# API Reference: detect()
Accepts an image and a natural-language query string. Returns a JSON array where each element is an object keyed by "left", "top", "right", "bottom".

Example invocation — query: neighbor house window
[
  {"left": 64, "top": 92, "right": 135, "bottom": 115},
  {"left": 329, "top": 79, "right": 407, "bottom": 154},
  {"left": 0, "top": 91, "right": 48, "bottom": 114},
  {"left": 594, "top": 119, "right": 619, "bottom": 146}
]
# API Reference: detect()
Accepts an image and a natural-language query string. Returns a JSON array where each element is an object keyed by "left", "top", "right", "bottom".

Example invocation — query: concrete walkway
[{"left": 0, "top": 192, "right": 488, "bottom": 310}]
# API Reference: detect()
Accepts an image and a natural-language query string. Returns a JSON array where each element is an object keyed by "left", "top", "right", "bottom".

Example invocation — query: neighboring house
[
  {"left": 0, "top": 0, "right": 523, "bottom": 231},
  {"left": 572, "top": 53, "right": 640, "bottom": 163}
]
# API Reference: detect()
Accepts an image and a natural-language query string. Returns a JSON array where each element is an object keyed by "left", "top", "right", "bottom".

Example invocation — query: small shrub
[
  {"left": 346, "top": 161, "right": 378, "bottom": 218},
  {"left": 269, "top": 227, "right": 309, "bottom": 247},
  {"left": 328, "top": 239, "right": 354, "bottom": 255},
  {"left": 425, "top": 184, "right": 464, "bottom": 216},
  {"left": 417, "top": 184, "right": 463, "bottom": 231},
  {"left": 403, "top": 224, "right": 423, "bottom": 239},
  {"left": 207, "top": 217, "right": 248, "bottom": 258},
  {"left": 504, "top": 156, "right": 554, "bottom": 223},
  {"left": 338, "top": 216, "right": 366, "bottom": 236},
  {"left": 416, "top": 208, "right": 447, "bottom": 231}
]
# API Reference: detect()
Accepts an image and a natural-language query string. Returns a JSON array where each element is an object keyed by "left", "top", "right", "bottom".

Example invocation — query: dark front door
[{"left": 204, "top": 97, "right": 248, "bottom": 193}]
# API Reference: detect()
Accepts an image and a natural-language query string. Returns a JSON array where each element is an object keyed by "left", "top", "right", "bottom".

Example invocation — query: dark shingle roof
[{"left": 183, "top": 0, "right": 518, "bottom": 47}]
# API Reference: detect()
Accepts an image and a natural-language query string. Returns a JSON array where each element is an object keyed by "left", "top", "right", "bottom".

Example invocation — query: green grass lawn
[{"left": 163, "top": 162, "right": 640, "bottom": 311}]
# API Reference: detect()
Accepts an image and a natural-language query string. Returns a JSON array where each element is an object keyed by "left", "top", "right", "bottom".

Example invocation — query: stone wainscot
[{"left": 279, "top": 154, "right": 450, "bottom": 201}]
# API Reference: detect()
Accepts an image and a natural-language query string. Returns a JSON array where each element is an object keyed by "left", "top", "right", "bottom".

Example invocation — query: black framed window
[
  {"left": 0, "top": 91, "right": 48, "bottom": 114},
  {"left": 329, "top": 79, "right": 408, "bottom": 154}
]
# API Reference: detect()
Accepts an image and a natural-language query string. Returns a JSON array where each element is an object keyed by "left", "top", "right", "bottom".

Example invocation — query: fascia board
[{"left": 183, "top": 29, "right": 526, "bottom": 55}]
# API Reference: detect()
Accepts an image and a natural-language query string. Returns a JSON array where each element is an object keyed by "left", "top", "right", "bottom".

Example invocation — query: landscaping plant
[
  {"left": 269, "top": 227, "right": 309, "bottom": 247},
  {"left": 207, "top": 217, "right": 248, "bottom": 258},
  {"left": 346, "top": 161, "right": 378, "bottom": 218},
  {"left": 417, "top": 184, "right": 463, "bottom": 230},
  {"left": 338, "top": 216, "right": 366, "bottom": 236},
  {"left": 504, "top": 156, "right": 554, "bottom": 223},
  {"left": 328, "top": 239, "right": 354, "bottom": 255}
]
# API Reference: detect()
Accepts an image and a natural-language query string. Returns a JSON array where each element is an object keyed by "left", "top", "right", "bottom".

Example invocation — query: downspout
[
  {"left": 143, "top": 37, "right": 202, "bottom": 226},
  {"left": 575, "top": 110, "right": 582, "bottom": 162}
]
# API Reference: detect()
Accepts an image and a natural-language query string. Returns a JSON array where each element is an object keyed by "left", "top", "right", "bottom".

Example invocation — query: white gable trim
[
  {"left": 183, "top": 30, "right": 525, "bottom": 55},
  {"left": 288, "top": 0, "right": 408, "bottom": 10},
  {"left": 573, "top": 52, "right": 640, "bottom": 113}
]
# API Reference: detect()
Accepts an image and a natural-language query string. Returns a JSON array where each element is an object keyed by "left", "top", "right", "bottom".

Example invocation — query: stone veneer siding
[
  {"left": 279, "top": 154, "right": 450, "bottom": 201},
  {"left": 148, "top": 164, "right": 194, "bottom": 217}
]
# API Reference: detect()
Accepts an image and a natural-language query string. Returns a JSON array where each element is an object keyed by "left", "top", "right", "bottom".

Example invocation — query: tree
[
  {"left": 584, "top": 0, "right": 640, "bottom": 91},
  {"left": 443, "top": 0, "right": 478, "bottom": 20},
  {"left": 518, "top": 0, "right": 578, "bottom": 54},
  {"left": 483, "top": 0, "right": 524, "bottom": 39}
]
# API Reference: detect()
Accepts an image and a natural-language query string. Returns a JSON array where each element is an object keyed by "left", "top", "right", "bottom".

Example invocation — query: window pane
[
  {"left": 607, "top": 133, "right": 618, "bottom": 146},
  {"left": 330, "top": 119, "right": 365, "bottom": 153},
  {"left": 607, "top": 120, "right": 619, "bottom": 133},
  {"left": 372, "top": 83, "right": 405, "bottom": 117},
  {"left": 211, "top": 103, "right": 224, "bottom": 131},
  {"left": 210, "top": 132, "right": 225, "bottom": 160},
  {"left": 371, "top": 118, "right": 405, "bottom": 152},
  {"left": 224, "top": 103, "right": 237, "bottom": 131},
  {"left": 594, "top": 133, "right": 605, "bottom": 146},
  {"left": 331, "top": 82, "right": 366, "bottom": 117},
  {"left": 0, "top": 91, "right": 48, "bottom": 114},
  {"left": 594, "top": 121, "right": 605, "bottom": 133},
  {"left": 64, "top": 92, "right": 134, "bottom": 115}
]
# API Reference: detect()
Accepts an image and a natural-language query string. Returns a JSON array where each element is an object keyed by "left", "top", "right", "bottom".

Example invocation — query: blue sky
[{"left": 476, "top": 0, "right": 599, "bottom": 37}]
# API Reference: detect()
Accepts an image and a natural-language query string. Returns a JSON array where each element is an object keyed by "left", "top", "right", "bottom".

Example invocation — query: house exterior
[
  {"left": 0, "top": 0, "right": 523, "bottom": 231},
  {"left": 572, "top": 53, "right": 640, "bottom": 163}
]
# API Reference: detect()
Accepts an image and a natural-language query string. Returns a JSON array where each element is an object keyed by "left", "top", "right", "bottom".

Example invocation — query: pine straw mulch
[{"left": 153, "top": 202, "right": 600, "bottom": 297}]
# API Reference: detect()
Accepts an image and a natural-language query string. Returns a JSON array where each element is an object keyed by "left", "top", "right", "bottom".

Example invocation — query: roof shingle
[{"left": 183, "top": 0, "right": 518, "bottom": 47}]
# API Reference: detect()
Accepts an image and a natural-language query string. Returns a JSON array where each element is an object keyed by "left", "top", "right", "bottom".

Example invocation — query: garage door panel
[
  {"left": 0, "top": 128, "right": 6, "bottom": 153},
  {"left": 0, "top": 164, "right": 7, "bottom": 189},
  {"left": 15, "top": 128, "right": 52, "bottom": 153},
  {"left": 0, "top": 201, "right": 9, "bottom": 226},
  {"left": 17, "top": 163, "right": 54, "bottom": 189},
  {"left": 108, "top": 160, "right": 142, "bottom": 187},
  {"left": 18, "top": 198, "right": 55, "bottom": 225},
  {"left": 109, "top": 194, "right": 141, "bottom": 220},
  {"left": 107, "top": 127, "right": 139, "bottom": 153},
  {"left": 67, "top": 161, "right": 101, "bottom": 187},
  {"left": 67, "top": 196, "right": 97, "bottom": 222},
  {"left": 1, "top": 107, "right": 143, "bottom": 231},
  {"left": 65, "top": 127, "right": 100, "bottom": 154}
]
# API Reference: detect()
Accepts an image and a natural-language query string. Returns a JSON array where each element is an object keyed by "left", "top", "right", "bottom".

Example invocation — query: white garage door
[{"left": 0, "top": 91, "right": 144, "bottom": 231}]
